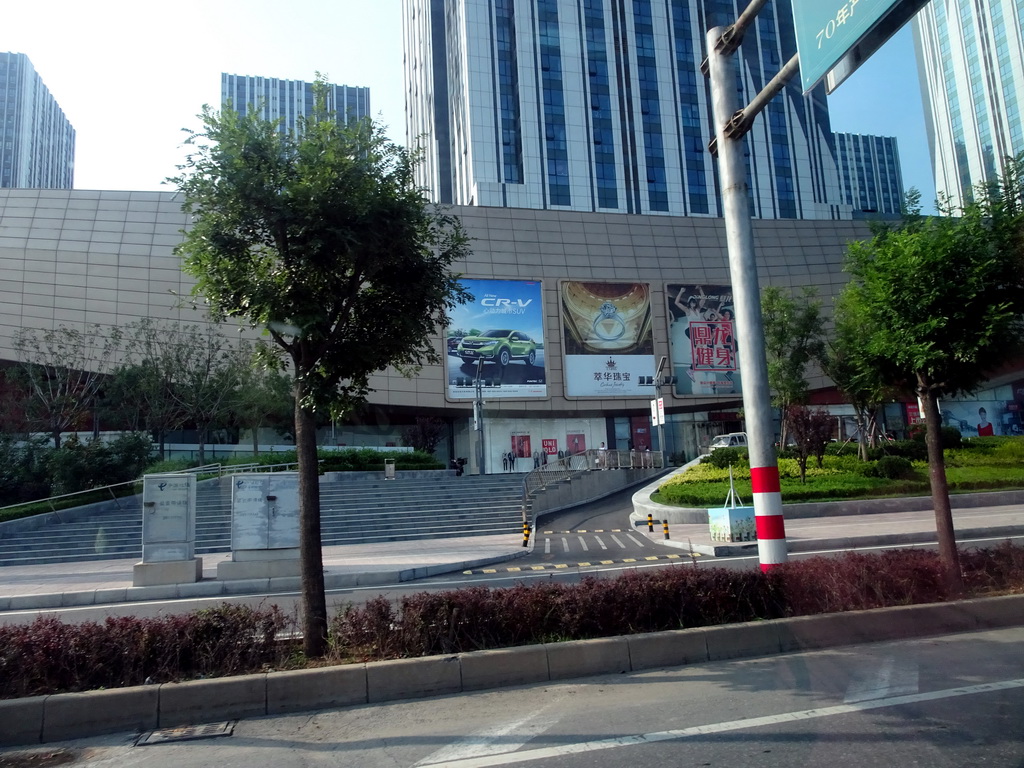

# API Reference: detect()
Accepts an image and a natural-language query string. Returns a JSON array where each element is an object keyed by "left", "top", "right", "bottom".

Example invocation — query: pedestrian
[
  {"left": 533, "top": 449, "right": 541, "bottom": 468},
  {"left": 598, "top": 441, "right": 607, "bottom": 469}
]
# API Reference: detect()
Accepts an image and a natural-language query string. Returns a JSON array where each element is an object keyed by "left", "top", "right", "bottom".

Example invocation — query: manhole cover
[{"left": 136, "top": 721, "right": 235, "bottom": 746}]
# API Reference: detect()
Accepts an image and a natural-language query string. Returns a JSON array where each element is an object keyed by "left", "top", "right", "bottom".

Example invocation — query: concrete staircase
[{"left": 0, "top": 473, "right": 527, "bottom": 568}]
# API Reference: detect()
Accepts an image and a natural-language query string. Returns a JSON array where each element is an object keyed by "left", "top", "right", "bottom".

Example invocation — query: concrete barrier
[
  {"left": 704, "top": 621, "right": 783, "bottom": 661},
  {"left": 159, "top": 675, "right": 267, "bottom": 727},
  {"left": 366, "top": 656, "right": 461, "bottom": 703},
  {"left": 627, "top": 629, "right": 708, "bottom": 670},
  {"left": 43, "top": 687, "right": 158, "bottom": 742},
  {"left": 545, "top": 637, "right": 630, "bottom": 680},
  {"left": 460, "top": 645, "right": 549, "bottom": 691},
  {"left": 0, "top": 696, "right": 44, "bottom": 747},
  {"left": 2, "top": 593, "right": 1023, "bottom": 747},
  {"left": 266, "top": 665, "right": 368, "bottom": 715}
]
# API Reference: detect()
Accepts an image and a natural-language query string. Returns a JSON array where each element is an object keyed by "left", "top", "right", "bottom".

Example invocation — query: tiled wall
[{"left": 0, "top": 189, "right": 871, "bottom": 418}]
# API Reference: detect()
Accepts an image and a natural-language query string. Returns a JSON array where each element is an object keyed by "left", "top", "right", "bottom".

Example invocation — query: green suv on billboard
[{"left": 457, "top": 329, "right": 537, "bottom": 367}]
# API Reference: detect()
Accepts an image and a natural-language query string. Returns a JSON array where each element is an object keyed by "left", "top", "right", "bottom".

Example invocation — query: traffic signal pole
[{"left": 705, "top": 18, "right": 789, "bottom": 571}]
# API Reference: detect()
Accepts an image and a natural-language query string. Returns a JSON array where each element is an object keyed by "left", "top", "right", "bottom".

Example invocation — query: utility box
[
  {"left": 384, "top": 458, "right": 396, "bottom": 480},
  {"left": 140, "top": 473, "right": 197, "bottom": 562},
  {"left": 218, "top": 472, "right": 301, "bottom": 581},
  {"left": 708, "top": 505, "right": 757, "bottom": 542},
  {"left": 133, "top": 473, "right": 202, "bottom": 587}
]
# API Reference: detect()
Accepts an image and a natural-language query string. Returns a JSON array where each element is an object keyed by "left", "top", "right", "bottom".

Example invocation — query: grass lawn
[{"left": 654, "top": 437, "right": 1024, "bottom": 507}]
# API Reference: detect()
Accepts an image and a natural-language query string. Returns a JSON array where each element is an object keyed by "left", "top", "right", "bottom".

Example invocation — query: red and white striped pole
[
  {"left": 706, "top": 21, "right": 788, "bottom": 571},
  {"left": 750, "top": 466, "right": 787, "bottom": 571}
]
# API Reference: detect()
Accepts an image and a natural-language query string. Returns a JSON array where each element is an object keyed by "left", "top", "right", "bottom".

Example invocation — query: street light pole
[
  {"left": 706, "top": 18, "right": 788, "bottom": 571},
  {"left": 474, "top": 359, "right": 486, "bottom": 475}
]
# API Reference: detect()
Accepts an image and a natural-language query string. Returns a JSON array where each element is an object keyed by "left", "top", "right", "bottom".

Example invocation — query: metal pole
[
  {"left": 474, "top": 359, "right": 486, "bottom": 475},
  {"left": 706, "top": 26, "right": 787, "bottom": 571}
]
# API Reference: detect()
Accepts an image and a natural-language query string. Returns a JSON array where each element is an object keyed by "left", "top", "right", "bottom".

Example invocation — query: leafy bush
[
  {"left": 46, "top": 432, "right": 154, "bottom": 495},
  {"left": 861, "top": 455, "right": 916, "bottom": 480},
  {"left": 0, "top": 435, "right": 51, "bottom": 504},
  {"left": 700, "top": 447, "right": 748, "bottom": 469}
]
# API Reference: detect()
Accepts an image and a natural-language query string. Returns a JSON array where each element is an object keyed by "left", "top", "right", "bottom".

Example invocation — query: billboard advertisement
[
  {"left": 667, "top": 284, "right": 741, "bottom": 396},
  {"left": 446, "top": 279, "right": 547, "bottom": 399},
  {"left": 561, "top": 281, "right": 655, "bottom": 397}
]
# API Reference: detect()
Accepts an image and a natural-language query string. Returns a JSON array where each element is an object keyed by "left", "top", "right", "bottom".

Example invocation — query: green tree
[
  {"left": 842, "top": 174, "right": 1024, "bottom": 591},
  {"left": 761, "top": 286, "right": 825, "bottom": 447},
  {"left": 401, "top": 416, "right": 448, "bottom": 455},
  {"left": 172, "top": 87, "right": 470, "bottom": 657},
  {"left": 108, "top": 318, "right": 186, "bottom": 458},
  {"left": 11, "top": 324, "right": 122, "bottom": 448},
  {"left": 164, "top": 324, "right": 249, "bottom": 466},
  {"left": 231, "top": 345, "right": 294, "bottom": 455},
  {"left": 821, "top": 292, "right": 898, "bottom": 461}
]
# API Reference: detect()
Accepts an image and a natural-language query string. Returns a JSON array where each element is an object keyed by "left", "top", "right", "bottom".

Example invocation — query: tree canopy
[
  {"left": 171, "top": 84, "right": 471, "bottom": 656},
  {"left": 840, "top": 160, "right": 1024, "bottom": 589}
]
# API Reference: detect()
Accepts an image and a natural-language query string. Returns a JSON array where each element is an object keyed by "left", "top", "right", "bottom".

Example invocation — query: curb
[
  {"left": 3, "top": 593, "right": 1023, "bottom": 747},
  {"left": 635, "top": 525, "right": 1024, "bottom": 557}
]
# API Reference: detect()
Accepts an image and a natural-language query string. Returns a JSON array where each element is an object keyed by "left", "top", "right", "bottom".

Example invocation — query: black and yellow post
[
  {"left": 663, "top": 519, "right": 670, "bottom": 540},
  {"left": 647, "top": 513, "right": 654, "bottom": 532},
  {"left": 522, "top": 521, "right": 531, "bottom": 547}
]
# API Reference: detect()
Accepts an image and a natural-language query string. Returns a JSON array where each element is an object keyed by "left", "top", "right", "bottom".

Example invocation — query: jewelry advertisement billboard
[{"left": 561, "top": 281, "right": 655, "bottom": 397}]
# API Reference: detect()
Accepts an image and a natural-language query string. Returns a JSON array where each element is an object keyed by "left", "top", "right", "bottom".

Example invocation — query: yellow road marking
[
  {"left": 577, "top": 562, "right": 591, "bottom": 567},
  {"left": 554, "top": 564, "right": 569, "bottom": 569},
  {"left": 483, "top": 568, "right": 498, "bottom": 573},
  {"left": 623, "top": 558, "right": 637, "bottom": 563},
  {"left": 507, "top": 567, "right": 521, "bottom": 572}
]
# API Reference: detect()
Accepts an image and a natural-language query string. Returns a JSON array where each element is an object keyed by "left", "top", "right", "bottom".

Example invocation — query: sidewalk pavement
[
  {"left": 2, "top": 494, "right": 1023, "bottom": 614},
  {"left": 0, "top": 535, "right": 529, "bottom": 613}
]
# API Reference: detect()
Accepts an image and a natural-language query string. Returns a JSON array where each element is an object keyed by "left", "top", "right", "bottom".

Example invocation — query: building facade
[
  {"left": 403, "top": 0, "right": 854, "bottom": 219},
  {"left": 913, "top": 0, "right": 1024, "bottom": 207},
  {"left": 0, "top": 53, "right": 75, "bottom": 189},
  {"left": 221, "top": 74, "right": 371, "bottom": 133},
  {"left": 833, "top": 133, "right": 904, "bottom": 217}
]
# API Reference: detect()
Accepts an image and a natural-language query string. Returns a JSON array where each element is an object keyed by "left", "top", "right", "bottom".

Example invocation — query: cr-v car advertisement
[{"left": 445, "top": 278, "right": 547, "bottom": 399}]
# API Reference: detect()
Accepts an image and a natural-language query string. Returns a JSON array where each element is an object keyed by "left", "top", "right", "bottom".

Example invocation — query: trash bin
[{"left": 384, "top": 458, "right": 396, "bottom": 480}]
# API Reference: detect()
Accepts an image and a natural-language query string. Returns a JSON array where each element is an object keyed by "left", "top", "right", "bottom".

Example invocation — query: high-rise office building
[
  {"left": 403, "top": 0, "right": 855, "bottom": 219},
  {"left": 0, "top": 53, "right": 75, "bottom": 189},
  {"left": 834, "top": 133, "right": 904, "bottom": 217},
  {"left": 913, "top": 0, "right": 1024, "bottom": 207},
  {"left": 221, "top": 74, "right": 371, "bottom": 133}
]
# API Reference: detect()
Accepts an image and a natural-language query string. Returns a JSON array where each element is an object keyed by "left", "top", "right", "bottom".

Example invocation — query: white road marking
[
  {"left": 544, "top": 539, "right": 551, "bottom": 555},
  {"left": 610, "top": 534, "right": 626, "bottom": 549},
  {"left": 844, "top": 656, "right": 919, "bottom": 703},
  {"left": 577, "top": 536, "right": 588, "bottom": 552},
  {"left": 415, "top": 694, "right": 568, "bottom": 765},
  {"left": 594, "top": 536, "right": 607, "bottom": 550},
  {"left": 561, "top": 537, "right": 569, "bottom": 553},
  {"left": 625, "top": 533, "right": 646, "bottom": 547},
  {"left": 417, "top": 678, "right": 1024, "bottom": 767}
]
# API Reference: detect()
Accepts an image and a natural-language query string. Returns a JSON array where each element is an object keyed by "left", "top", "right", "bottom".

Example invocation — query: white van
[{"left": 709, "top": 432, "right": 748, "bottom": 451}]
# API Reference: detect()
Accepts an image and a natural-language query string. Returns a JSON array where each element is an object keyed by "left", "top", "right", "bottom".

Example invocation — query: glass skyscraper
[
  {"left": 834, "top": 133, "right": 904, "bottom": 217},
  {"left": 403, "top": 0, "right": 858, "bottom": 219},
  {"left": 913, "top": 0, "right": 1024, "bottom": 207},
  {"left": 221, "top": 74, "right": 371, "bottom": 133},
  {"left": 0, "top": 53, "right": 75, "bottom": 189}
]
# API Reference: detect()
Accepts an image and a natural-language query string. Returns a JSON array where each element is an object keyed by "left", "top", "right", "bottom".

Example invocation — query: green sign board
[{"left": 791, "top": 0, "right": 901, "bottom": 93}]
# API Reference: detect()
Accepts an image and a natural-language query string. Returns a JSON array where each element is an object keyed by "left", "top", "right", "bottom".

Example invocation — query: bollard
[
  {"left": 522, "top": 522, "right": 531, "bottom": 548},
  {"left": 647, "top": 513, "right": 654, "bottom": 532},
  {"left": 663, "top": 519, "right": 670, "bottom": 540}
]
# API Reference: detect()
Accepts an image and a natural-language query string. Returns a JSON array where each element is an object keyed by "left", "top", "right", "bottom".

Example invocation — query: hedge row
[{"left": 7, "top": 545, "right": 1023, "bottom": 699}]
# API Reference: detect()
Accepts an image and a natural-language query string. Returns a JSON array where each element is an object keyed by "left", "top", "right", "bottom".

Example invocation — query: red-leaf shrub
[{"left": 0, "top": 604, "right": 289, "bottom": 699}]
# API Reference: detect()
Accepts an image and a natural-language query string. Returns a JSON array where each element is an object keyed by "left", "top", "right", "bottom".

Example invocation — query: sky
[{"left": 3, "top": 1, "right": 934, "bottom": 207}]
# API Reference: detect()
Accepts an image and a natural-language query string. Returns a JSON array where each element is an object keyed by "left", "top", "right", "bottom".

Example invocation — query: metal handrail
[
  {"left": 0, "top": 460, "right": 305, "bottom": 524},
  {"left": 520, "top": 448, "right": 664, "bottom": 524},
  {"left": 0, "top": 479, "right": 142, "bottom": 523}
]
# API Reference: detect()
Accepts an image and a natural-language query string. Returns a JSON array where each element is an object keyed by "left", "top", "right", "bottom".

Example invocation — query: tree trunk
[
  {"left": 921, "top": 381, "right": 963, "bottom": 593},
  {"left": 295, "top": 384, "right": 327, "bottom": 658},
  {"left": 197, "top": 424, "right": 207, "bottom": 465}
]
